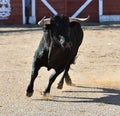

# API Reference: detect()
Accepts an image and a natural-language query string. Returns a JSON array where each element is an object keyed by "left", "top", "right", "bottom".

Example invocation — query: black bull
[{"left": 26, "top": 15, "right": 89, "bottom": 97}]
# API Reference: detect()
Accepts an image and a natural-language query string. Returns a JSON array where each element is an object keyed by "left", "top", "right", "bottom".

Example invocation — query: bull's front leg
[{"left": 26, "top": 58, "right": 41, "bottom": 97}]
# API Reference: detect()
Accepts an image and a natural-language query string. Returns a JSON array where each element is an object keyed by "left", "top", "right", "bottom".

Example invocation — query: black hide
[{"left": 26, "top": 15, "right": 83, "bottom": 96}]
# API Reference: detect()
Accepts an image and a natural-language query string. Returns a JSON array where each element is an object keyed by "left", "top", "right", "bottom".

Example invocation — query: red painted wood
[
  {"left": 0, "top": 0, "right": 22, "bottom": 25},
  {"left": 103, "top": 0, "right": 120, "bottom": 15},
  {"left": 36, "top": 0, "right": 99, "bottom": 22},
  {"left": 0, "top": 0, "right": 120, "bottom": 24}
]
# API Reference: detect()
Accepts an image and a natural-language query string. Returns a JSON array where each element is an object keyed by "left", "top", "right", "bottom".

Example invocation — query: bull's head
[{"left": 38, "top": 15, "right": 89, "bottom": 49}]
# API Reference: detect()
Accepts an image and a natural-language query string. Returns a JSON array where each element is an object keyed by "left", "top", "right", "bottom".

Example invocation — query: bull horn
[
  {"left": 38, "top": 16, "right": 51, "bottom": 25},
  {"left": 69, "top": 15, "right": 90, "bottom": 23}
]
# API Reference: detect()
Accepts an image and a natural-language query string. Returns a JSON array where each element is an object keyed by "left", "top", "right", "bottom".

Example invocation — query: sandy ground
[{"left": 0, "top": 24, "right": 120, "bottom": 116}]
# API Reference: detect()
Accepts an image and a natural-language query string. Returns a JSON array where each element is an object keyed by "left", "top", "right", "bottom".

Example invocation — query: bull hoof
[
  {"left": 26, "top": 91, "right": 34, "bottom": 97},
  {"left": 65, "top": 78, "right": 72, "bottom": 86},
  {"left": 43, "top": 88, "right": 50, "bottom": 96},
  {"left": 43, "top": 92, "right": 50, "bottom": 96},
  {"left": 57, "top": 84, "right": 63, "bottom": 89},
  {"left": 66, "top": 81, "right": 72, "bottom": 86}
]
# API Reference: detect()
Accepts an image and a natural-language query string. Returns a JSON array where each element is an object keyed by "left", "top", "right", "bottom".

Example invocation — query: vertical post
[
  {"left": 99, "top": 0, "right": 103, "bottom": 16},
  {"left": 29, "top": 0, "right": 36, "bottom": 24},
  {"left": 99, "top": 0, "right": 103, "bottom": 22},
  {"left": 22, "top": 0, "right": 26, "bottom": 24}
]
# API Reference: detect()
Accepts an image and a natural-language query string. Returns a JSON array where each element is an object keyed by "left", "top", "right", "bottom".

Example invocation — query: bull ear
[
  {"left": 69, "top": 15, "right": 90, "bottom": 23},
  {"left": 38, "top": 17, "right": 51, "bottom": 26}
]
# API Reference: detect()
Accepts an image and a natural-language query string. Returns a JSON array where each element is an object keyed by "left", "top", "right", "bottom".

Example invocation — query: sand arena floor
[{"left": 0, "top": 24, "right": 120, "bottom": 115}]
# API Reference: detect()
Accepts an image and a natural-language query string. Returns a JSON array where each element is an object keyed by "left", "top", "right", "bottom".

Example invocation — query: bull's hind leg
[
  {"left": 57, "top": 65, "right": 72, "bottom": 89},
  {"left": 26, "top": 58, "right": 41, "bottom": 97},
  {"left": 43, "top": 70, "right": 62, "bottom": 96},
  {"left": 65, "top": 73, "right": 72, "bottom": 85}
]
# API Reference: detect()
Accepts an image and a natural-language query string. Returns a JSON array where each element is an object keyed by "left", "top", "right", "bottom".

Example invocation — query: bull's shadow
[
  {"left": 34, "top": 86, "right": 120, "bottom": 106},
  {"left": 63, "top": 86, "right": 120, "bottom": 106}
]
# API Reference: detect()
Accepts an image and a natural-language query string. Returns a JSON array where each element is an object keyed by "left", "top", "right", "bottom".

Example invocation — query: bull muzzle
[{"left": 64, "top": 42, "right": 72, "bottom": 49}]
